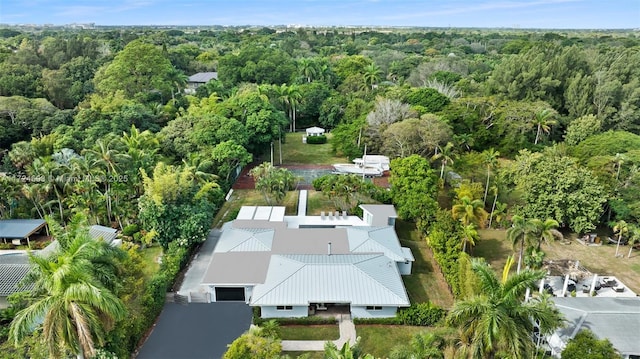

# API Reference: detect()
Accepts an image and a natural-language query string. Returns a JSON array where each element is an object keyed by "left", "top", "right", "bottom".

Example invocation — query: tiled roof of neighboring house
[
  {"left": 346, "top": 226, "right": 412, "bottom": 262},
  {"left": 0, "top": 219, "right": 46, "bottom": 239},
  {"left": 359, "top": 205, "right": 397, "bottom": 226},
  {"left": 0, "top": 253, "right": 33, "bottom": 296},
  {"left": 188, "top": 72, "right": 218, "bottom": 83},
  {"left": 250, "top": 254, "right": 410, "bottom": 306},
  {"left": 552, "top": 297, "right": 640, "bottom": 357},
  {"left": 89, "top": 225, "right": 117, "bottom": 244}
]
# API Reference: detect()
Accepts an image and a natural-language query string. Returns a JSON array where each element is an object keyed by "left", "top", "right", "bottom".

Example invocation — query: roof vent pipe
[{"left": 328, "top": 242, "right": 332, "bottom": 256}]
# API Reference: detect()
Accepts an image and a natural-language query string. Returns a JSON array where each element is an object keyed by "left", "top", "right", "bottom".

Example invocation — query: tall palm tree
[
  {"left": 482, "top": 148, "right": 500, "bottom": 203},
  {"left": 432, "top": 142, "right": 455, "bottom": 179},
  {"left": 298, "top": 58, "right": 317, "bottom": 83},
  {"left": 613, "top": 220, "right": 629, "bottom": 258},
  {"left": 363, "top": 63, "right": 382, "bottom": 91},
  {"left": 9, "top": 216, "right": 126, "bottom": 359},
  {"left": 461, "top": 223, "right": 479, "bottom": 254},
  {"left": 506, "top": 215, "right": 533, "bottom": 274},
  {"left": 452, "top": 196, "right": 488, "bottom": 228},
  {"left": 528, "top": 218, "right": 562, "bottom": 251},
  {"left": 447, "top": 259, "right": 563, "bottom": 359},
  {"left": 532, "top": 108, "right": 557, "bottom": 145}
]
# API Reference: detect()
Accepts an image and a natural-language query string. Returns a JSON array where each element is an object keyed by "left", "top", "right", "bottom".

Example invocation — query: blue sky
[{"left": 1, "top": 0, "right": 639, "bottom": 29}]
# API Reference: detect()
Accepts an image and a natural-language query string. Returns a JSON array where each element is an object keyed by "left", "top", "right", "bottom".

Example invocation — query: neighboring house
[
  {"left": 0, "top": 224, "right": 119, "bottom": 308},
  {"left": 201, "top": 204, "right": 413, "bottom": 318},
  {"left": 0, "top": 253, "right": 32, "bottom": 308},
  {"left": 547, "top": 297, "right": 640, "bottom": 358},
  {"left": 185, "top": 72, "right": 218, "bottom": 94},
  {"left": 0, "top": 219, "right": 48, "bottom": 247}
]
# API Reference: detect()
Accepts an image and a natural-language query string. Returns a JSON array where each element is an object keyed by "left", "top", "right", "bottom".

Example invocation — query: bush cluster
[
  {"left": 397, "top": 302, "right": 446, "bottom": 326},
  {"left": 306, "top": 135, "right": 327, "bottom": 144}
]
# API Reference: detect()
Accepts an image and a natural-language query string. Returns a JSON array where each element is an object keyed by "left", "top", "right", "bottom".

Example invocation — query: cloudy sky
[{"left": 1, "top": 0, "right": 638, "bottom": 29}]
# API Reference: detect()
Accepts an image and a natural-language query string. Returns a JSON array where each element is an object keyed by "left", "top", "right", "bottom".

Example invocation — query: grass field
[
  {"left": 356, "top": 325, "right": 429, "bottom": 357},
  {"left": 269, "top": 132, "right": 349, "bottom": 165},
  {"left": 211, "top": 190, "right": 299, "bottom": 227},
  {"left": 140, "top": 245, "right": 163, "bottom": 280},
  {"left": 475, "top": 228, "right": 640, "bottom": 293},
  {"left": 396, "top": 220, "right": 455, "bottom": 308},
  {"left": 279, "top": 324, "right": 340, "bottom": 341}
]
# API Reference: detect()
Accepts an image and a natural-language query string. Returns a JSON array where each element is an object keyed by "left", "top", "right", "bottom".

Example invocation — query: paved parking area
[{"left": 136, "top": 302, "right": 252, "bottom": 359}]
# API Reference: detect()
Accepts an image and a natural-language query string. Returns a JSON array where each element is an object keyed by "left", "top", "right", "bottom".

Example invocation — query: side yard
[{"left": 475, "top": 229, "right": 640, "bottom": 293}]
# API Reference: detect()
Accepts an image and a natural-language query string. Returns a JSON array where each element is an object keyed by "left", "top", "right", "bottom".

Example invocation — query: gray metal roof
[
  {"left": 214, "top": 226, "right": 275, "bottom": 252},
  {"left": 188, "top": 72, "right": 218, "bottom": 83},
  {"left": 271, "top": 228, "right": 350, "bottom": 255},
  {"left": 89, "top": 225, "right": 117, "bottom": 243},
  {"left": 250, "top": 254, "right": 410, "bottom": 306},
  {"left": 201, "top": 252, "right": 271, "bottom": 285},
  {"left": 359, "top": 205, "right": 397, "bottom": 226},
  {"left": 552, "top": 297, "right": 640, "bottom": 356},
  {"left": 0, "top": 253, "right": 32, "bottom": 296},
  {"left": 0, "top": 219, "right": 46, "bottom": 239},
  {"left": 346, "top": 226, "right": 411, "bottom": 262}
]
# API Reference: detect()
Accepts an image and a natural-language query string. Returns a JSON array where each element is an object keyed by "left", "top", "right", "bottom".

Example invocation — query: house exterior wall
[
  {"left": 398, "top": 261, "right": 412, "bottom": 275},
  {"left": 260, "top": 305, "right": 308, "bottom": 318},
  {"left": 0, "top": 296, "right": 8, "bottom": 310},
  {"left": 351, "top": 306, "right": 398, "bottom": 318}
]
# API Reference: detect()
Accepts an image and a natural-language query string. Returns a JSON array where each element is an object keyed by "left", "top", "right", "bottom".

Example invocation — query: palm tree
[
  {"left": 506, "top": 215, "right": 533, "bottom": 274},
  {"left": 532, "top": 108, "right": 557, "bottom": 145},
  {"left": 324, "top": 337, "right": 374, "bottom": 359},
  {"left": 528, "top": 218, "right": 562, "bottom": 251},
  {"left": 432, "top": 142, "right": 455, "bottom": 179},
  {"left": 451, "top": 196, "right": 488, "bottom": 228},
  {"left": 461, "top": 223, "right": 479, "bottom": 254},
  {"left": 613, "top": 220, "right": 629, "bottom": 258},
  {"left": 482, "top": 148, "right": 500, "bottom": 203},
  {"left": 9, "top": 216, "right": 126, "bottom": 359},
  {"left": 298, "top": 58, "right": 317, "bottom": 83},
  {"left": 363, "top": 63, "right": 382, "bottom": 91},
  {"left": 447, "top": 259, "right": 563, "bottom": 359}
]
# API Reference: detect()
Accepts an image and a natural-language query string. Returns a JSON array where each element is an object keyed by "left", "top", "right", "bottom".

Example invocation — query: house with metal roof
[
  {"left": 185, "top": 72, "right": 218, "bottom": 94},
  {"left": 201, "top": 204, "right": 413, "bottom": 318},
  {"left": 0, "top": 219, "right": 48, "bottom": 247},
  {"left": 546, "top": 297, "right": 640, "bottom": 358},
  {"left": 0, "top": 253, "right": 33, "bottom": 308}
]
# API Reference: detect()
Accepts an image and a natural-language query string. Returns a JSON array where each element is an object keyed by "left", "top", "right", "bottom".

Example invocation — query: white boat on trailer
[{"left": 332, "top": 155, "right": 389, "bottom": 177}]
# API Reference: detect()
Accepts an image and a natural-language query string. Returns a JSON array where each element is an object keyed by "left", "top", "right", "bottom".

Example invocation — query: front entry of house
[
  {"left": 215, "top": 287, "right": 245, "bottom": 301},
  {"left": 308, "top": 302, "right": 350, "bottom": 316}
]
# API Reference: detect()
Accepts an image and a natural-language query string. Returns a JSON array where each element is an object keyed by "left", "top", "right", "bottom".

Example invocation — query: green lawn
[
  {"left": 356, "top": 325, "right": 430, "bottom": 357},
  {"left": 140, "top": 245, "right": 163, "bottom": 280},
  {"left": 270, "top": 132, "right": 349, "bottom": 165},
  {"left": 279, "top": 324, "right": 340, "bottom": 341},
  {"left": 212, "top": 190, "right": 299, "bottom": 228},
  {"left": 474, "top": 229, "right": 512, "bottom": 271},
  {"left": 397, "top": 220, "right": 455, "bottom": 308}
]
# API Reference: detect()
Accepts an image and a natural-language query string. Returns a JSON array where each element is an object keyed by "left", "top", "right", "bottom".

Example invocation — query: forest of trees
[{"left": 0, "top": 25, "right": 638, "bottom": 358}]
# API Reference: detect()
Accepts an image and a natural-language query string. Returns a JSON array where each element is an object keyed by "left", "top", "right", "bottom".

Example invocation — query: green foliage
[
  {"left": 250, "top": 162, "right": 296, "bottom": 205},
  {"left": 404, "top": 87, "right": 450, "bottom": 113},
  {"left": 570, "top": 130, "right": 640, "bottom": 162},
  {"left": 427, "top": 210, "right": 463, "bottom": 296},
  {"left": 564, "top": 114, "right": 602, "bottom": 146},
  {"left": 222, "top": 327, "right": 282, "bottom": 359},
  {"left": 397, "top": 302, "right": 446, "bottom": 326},
  {"left": 390, "top": 155, "right": 440, "bottom": 228},
  {"left": 561, "top": 330, "right": 622, "bottom": 359},
  {"left": 506, "top": 149, "right": 607, "bottom": 234},
  {"left": 306, "top": 135, "right": 327, "bottom": 144},
  {"left": 122, "top": 224, "right": 140, "bottom": 237}
]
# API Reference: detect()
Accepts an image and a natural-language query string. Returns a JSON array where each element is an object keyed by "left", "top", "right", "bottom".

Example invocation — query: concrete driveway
[{"left": 136, "top": 302, "right": 252, "bottom": 359}]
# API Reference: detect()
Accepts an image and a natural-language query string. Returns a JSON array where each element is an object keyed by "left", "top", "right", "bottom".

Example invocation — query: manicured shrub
[
  {"left": 122, "top": 224, "right": 140, "bottom": 236},
  {"left": 397, "top": 302, "right": 446, "bottom": 326},
  {"left": 306, "top": 135, "right": 327, "bottom": 144}
]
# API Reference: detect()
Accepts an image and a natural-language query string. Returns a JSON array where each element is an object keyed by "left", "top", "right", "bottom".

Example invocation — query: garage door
[{"left": 215, "top": 287, "right": 245, "bottom": 301}]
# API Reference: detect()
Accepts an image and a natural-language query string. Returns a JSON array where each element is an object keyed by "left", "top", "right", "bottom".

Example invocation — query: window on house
[
  {"left": 366, "top": 306, "right": 382, "bottom": 311},
  {"left": 276, "top": 305, "right": 293, "bottom": 310}
]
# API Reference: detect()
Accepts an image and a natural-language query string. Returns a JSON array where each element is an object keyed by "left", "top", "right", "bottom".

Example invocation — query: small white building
[{"left": 305, "top": 126, "right": 325, "bottom": 137}]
